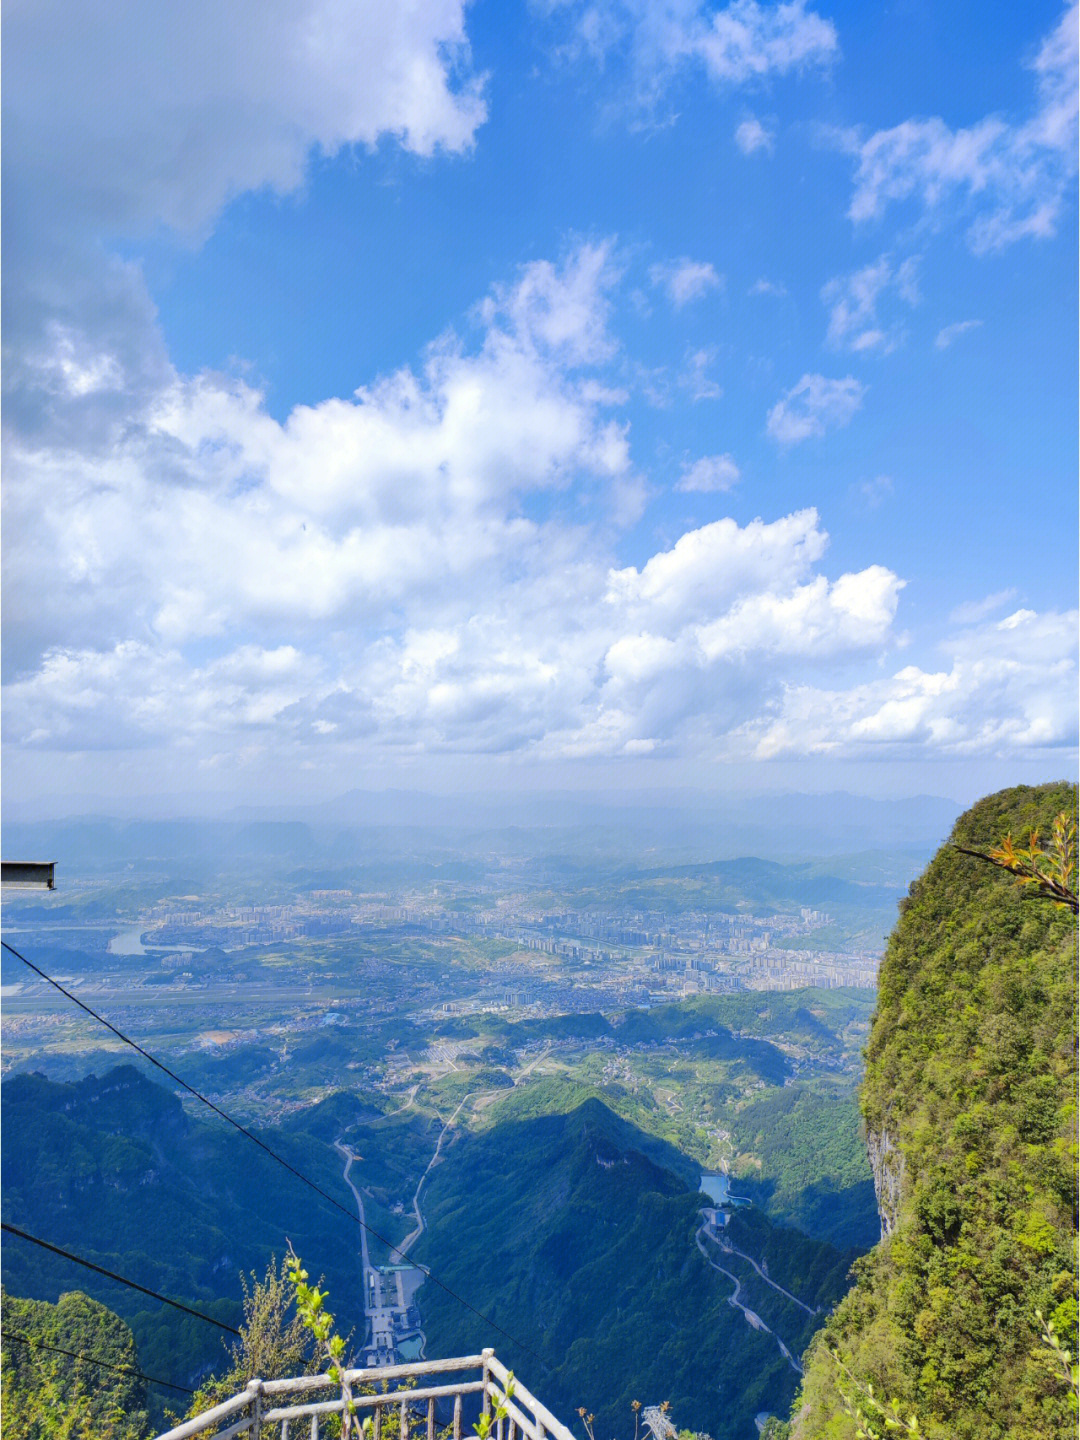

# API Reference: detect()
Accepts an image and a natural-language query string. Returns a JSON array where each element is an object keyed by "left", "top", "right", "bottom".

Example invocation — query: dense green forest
[
  {"left": 727, "top": 1085, "right": 878, "bottom": 1249},
  {"left": 0, "top": 1065, "right": 374, "bottom": 1420},
  {"left": 789, "top": 783, "right": 1078, "bottom": 1439},
  {"left": 4, "top": 784, "right": 1074, "bottom": 1439},
  {"left": 1, "top": 1289, "right": 149, "bottom": 1438},
  {"left": 2, "top": 1062, "right": 863, "bottom": 1438},
  {"left": 414, "top": 1096, "right": 859, "bottom": 1440}
]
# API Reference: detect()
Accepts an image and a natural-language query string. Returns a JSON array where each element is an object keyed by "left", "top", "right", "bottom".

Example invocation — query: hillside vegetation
[
  {"left": 0, "top": 1066, "right": 373, "bottom": 1417},
  {"left": 415, "top": 1096, "right": 859, "bottom": 1440},
  {"left": 791, "top": 783, "right": 1078, "bottom": 1439},
  {"left": 1, "top": 1288, "right": 149, "bottom": 1438}
]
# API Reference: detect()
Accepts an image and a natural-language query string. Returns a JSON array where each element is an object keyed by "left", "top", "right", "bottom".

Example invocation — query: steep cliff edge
[{"left": 790, "top": 782, "right": 1078, "bottom": 1439}]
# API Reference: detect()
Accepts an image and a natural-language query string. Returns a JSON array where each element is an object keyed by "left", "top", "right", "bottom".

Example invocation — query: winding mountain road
[
  {"left": 695, "top": 1221, "right": 803, "bottom": 1375},
  {"left": 710, "top": 1231, "right": 820, "bottom": 1316},
  {"left": 396, "top": 1093, "right": 472, "bottom": 1256}
]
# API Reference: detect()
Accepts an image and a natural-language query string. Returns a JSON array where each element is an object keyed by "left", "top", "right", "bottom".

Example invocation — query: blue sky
[{"left": 3, "top": 0, "right": 1077, "bottom": 814}]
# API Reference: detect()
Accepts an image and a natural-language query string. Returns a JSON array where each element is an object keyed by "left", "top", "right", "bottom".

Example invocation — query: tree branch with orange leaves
[{"left": 954, "top": 811, "right": 1078, "bottom": 914}]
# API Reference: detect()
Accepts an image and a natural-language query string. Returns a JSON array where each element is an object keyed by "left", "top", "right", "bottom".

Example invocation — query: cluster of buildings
[{"left": 132, "top": 882, "right": 879, "bottom": 997}]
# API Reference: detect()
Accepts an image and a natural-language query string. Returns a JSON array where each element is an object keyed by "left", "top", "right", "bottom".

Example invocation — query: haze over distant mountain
[{"left": 3, "top": 787, "right": 961, "bottom": 866}]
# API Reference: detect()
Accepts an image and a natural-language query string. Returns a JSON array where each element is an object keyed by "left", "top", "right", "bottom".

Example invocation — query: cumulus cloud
[
  {"left": 677, "top": 454, "right": 741, "bottom": 491},
  {"left": 649, "top": 258, "right": 723, "bottom": 307},
  {"left": 847, "top": 3, "right": 1078, "bottom": 251},
  {"left": 5, "top": 0, "right": 486, "bottom": 244},
  {"left": 935, "top": 319, "right": 983, "bottom": 349},
  {"left": 4, "top": 270, "right": 910, "bottom": 768},
  {"left": 4, "top": 245, "right": 631, "bottom": 669},
  {"left": 742, "top": 607, "right": 1078, "bottom": 758},
  {"left": 821, "top": 254, "right": 919, "bottom": 352},
  {"left": 3, "top": 0, "right": 491, "bottom": 472},
  {"left": 545, "top": 0, "right": 837, "bottom": 108},
  {"left": 766, "top": 373, "right": 866, "bottom": 443},
  {"left": 4, "top": 2, "right": 1070, "bottom": 789},
  {"left": 735, "top": 116, "right": 775, "bottom": 154}
]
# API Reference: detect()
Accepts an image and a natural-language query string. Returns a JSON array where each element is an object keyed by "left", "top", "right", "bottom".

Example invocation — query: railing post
[
  {"left": 247, "top": 1379, "right": 263, "bottom": 1438},
  {"left": 401, "top": 1400, "right": 410, "bottom": 1440},
  {"left": 453, "top": 1394, "right": 463, "bottom": 1440},
  {"left": 374, "top": 1404, "right": 382, "bottom": 1440},
  {"left": 482, "top": 1349, "right": 494, "bottom": 1427},
  {"left": 427, "top": 1397, "right": 436, "bottom": 1440}
]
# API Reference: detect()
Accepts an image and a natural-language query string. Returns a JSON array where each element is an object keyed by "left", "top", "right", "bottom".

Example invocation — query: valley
[{"left": 0, "top": 838, "right": 890, "bottom": 1438}]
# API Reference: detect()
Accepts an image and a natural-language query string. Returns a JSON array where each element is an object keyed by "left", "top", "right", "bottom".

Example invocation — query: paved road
[
  {"left": 514, "top": 1046, "right": 552, "bottom": 1082},
  {"left": 336, "top": 1138, "right": 428, "bottom": 1364},
  {"left": 397, "top": 1093, "right": 472, "bottom": 1256},
  {"left": 335, "top": 1142, "right": 373, "bottom": 1281},
  {"left": 384, "top": 1085, "right": 419, "bottom": 1118},
  {"left": 695, "top": 1222, "right": 803, "bottom": 1376},
  {"left": 709, "top": 1229, "right": 820, "bottom": 1316}
]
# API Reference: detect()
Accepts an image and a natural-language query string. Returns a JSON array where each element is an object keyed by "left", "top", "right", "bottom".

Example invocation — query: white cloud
[
  {"left": 677, "top": 454, "right": 741, "bottom": 492},
  {"left": 546, "top": 0, "right": 837, "bottom": 108},
  {"left": 735, "top": 116, "right": 776, "bottom": 154},
  {"left": 2, "top": 0, "right": 491, "bottom": 481},
  {"left": 5, "top": 0, "right": 486, "bottom": 243},
  {"left": 949, "top": 588, "right": 1018, "bottom": 625},
  {"left": 749, "top": 277, "right": 788, "bottom": 297},
  {"left": 680, "top": 348, "right": 724, "bottom": 400},
  {"left": 766, "top": 373, "right": 866, "bottom": 443},
  {"left": 848, "top": 4, "right": 1078, "bottom": 251},
  {"left": 480, "top": 242, "right": 621, "bottom": 363},
  {"left": 649, "top": 258, "right": 723, "bottom": 307},
  {"left": 935, "top": 319, "right": 983, "bottom": 350},
  {"left": 5, "top": 246, "right": 634, "bottom": 664},
  {"left": 4, "top": 642, "right": 322, "bottom": 751},
  {"left": 742, "top": 607, "right": 1078, "bottom": 758},
  {"left": 851, "top": 474, "right": 893, "bottom": 509},
  {"left": 821, "top": 254, "right": 919, "bottom": 352},
  {"left": 5, "top": 284, "right": 911, "bottom": 766},
  {"left": 684, "top": 0, "right": 838, "bottom": 83}
]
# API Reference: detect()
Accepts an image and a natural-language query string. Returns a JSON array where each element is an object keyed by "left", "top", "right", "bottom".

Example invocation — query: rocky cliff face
[
  {"left": 789, "top": 782, "right": 1078, "bottom": 1440},
  {"left": 863, "top": 1126, "right": 905, "bottom": 1239}
]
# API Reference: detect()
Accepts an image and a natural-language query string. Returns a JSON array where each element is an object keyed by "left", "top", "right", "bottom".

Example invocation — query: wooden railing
[{"left": 154, "top": 1349, "right": 576, "bottom": 1440}]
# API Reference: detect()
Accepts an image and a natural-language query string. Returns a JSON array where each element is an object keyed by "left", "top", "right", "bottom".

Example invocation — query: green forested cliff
[
  {"left": 791, "top": 783, "right": 1078, "bottom": 1439},
  {"left": 1, "top": 1288, "right": 149, "bottom": 1438}
]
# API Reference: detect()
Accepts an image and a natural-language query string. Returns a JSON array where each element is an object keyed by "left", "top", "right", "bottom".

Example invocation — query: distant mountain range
[{"left": 2, "top": 788, "right": 961, "bottom": 870}]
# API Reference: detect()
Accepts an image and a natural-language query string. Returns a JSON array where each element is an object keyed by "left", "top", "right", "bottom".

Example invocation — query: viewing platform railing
[{"left": 154, "top": 1349, "right": 576, "bottom": 1440}]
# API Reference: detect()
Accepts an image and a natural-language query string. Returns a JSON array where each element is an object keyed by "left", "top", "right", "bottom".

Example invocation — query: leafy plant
[
  {"left": 829, "top": 1351, "right": 920, "bottom": 1438},
  {"left": 185, "top": 1256, "right": 315, "bottom": 1418},
  {"left": 791, "top": 783, "right": 1078, "bottom": 1440},
  {"left": 475, "top": 1374, "right": 515, "bottom": 1440},
  {"left": 286, "top": 1242, "right": 359, "bottom": 1436},
  {"left": 1035, "top": 1308, "right": 1080, "bottom": 1404},
  {"left": 0, "top": 1289, "right": 149, "bottom": 1440},
  {"left": 955, "top": 810, "right": 1078, "bottom": 912}
]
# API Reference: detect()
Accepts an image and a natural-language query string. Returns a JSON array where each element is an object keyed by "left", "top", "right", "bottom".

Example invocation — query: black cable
[
  {"left": 1, "top": 1223, "right": 240, "bottom": 1336},
  {"left": 1, "top": 938, "right": 547, "bottom": 1369},
  {"left": 3, "top": 1329, "right": 194, "bottom": 1395}
]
